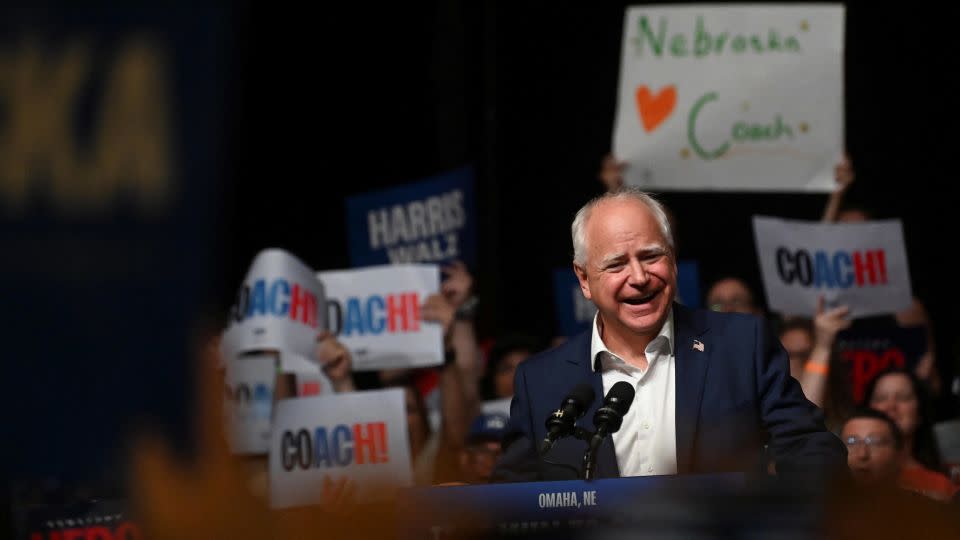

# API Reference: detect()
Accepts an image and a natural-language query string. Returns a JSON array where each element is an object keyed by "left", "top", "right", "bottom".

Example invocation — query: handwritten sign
[{"left": 614, "top": 5, "right": 844, "bottom": 191}]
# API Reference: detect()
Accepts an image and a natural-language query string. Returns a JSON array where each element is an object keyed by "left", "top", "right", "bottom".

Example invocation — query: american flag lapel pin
[{"left": 692, "top": 340, "right": 705, "bottom": 352}]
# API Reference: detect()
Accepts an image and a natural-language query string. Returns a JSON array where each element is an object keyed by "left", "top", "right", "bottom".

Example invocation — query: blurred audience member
[
  {"left": 865, "top": 369, "right": 958, "bottom": 501},
  {"left": 480, "top": 334, "right": 541, "bottom": 400},
  {"left": 598, "top": 153, "right": 627, "bottom": 192},
  {"left": 779, "top": 316, "right": 814, "bottom": 380},
  {"left": 841, "top": 407, "right": 904, "bottom": 487},
  {"left": 458, "top": 413, "right": 508, "bottom": 484},
  {"left": 821, "top": 155, "right": 939, "bottom": 394},
  {"left": 705, "top": 277, "right": 762, "bottom": 316},
  {"left": 379, "top": 261, "right": 484, "bottom": 485}
]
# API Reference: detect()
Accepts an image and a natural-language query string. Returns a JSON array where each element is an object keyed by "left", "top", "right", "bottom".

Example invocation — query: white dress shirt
[{"left": 590, "top": 310, "right": 678, "bottom": 476}]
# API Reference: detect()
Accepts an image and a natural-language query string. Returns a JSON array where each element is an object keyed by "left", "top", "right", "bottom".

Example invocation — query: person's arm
[
  {"left": 449, "top": 320, "right": 481, "bottom": 421},
  {"left": 420, "top": 293, "right": 474, "bottom": 447},
  {"left": 437, "top": 346, "right": 472, "bottom": 452},
  {"left": 598, "top": 153, "right": 626, "bottom": 192},
  {"left": 799, "top": 298, "right": 851, "bottom": 407},
  {"left": 440, "top": 261, "right": 483, "bottom": 398},
  {"left": 896, "top": 298, "right": 940, "bottom": 395},
  {"left": 822, "top": 153, "right": 855, "bottom": 222},
  {"left": 316, "top": 331, "right": 356, "bottom": 393}
]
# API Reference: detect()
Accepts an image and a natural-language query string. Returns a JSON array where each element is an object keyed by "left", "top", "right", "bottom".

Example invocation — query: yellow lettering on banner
[
  {"left": 0, "top": 36, "right": 174, "bottom": 216},
  {"left": 87, "top": 37, "right": 174, "bottom": 216},
  {"left": 0, "top": 39, "right": 90, "bottom": 210}
]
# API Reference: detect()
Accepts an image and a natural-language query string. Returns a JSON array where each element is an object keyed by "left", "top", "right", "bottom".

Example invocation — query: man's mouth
[{"left": 623, "top": 290, "right": 659, "bottom": 305}]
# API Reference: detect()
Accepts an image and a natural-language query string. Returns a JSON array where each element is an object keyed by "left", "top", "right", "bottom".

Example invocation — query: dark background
[
  {"left": 0, "top": 0, "right": 958, "bottom": 510},
  {"left": 224, "top": 1, "right": 959, "bottom": 415}
]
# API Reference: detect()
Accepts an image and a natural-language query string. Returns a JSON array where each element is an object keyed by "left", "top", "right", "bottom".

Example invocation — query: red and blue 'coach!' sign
[
  {"left": 318, "top": 265, "right": 443, "bottom": 371},
  {"left": 329, "top": 292, "right": 421, "bottom": 336},
  {"left": 222, "top": 249, "right": 327, "bottom": 359},
  {"left": 280, "top": 422, "right": 390, "bottom": 470},
  {"left": 753, "top": 217, "right": 912, "bottom": 318},
  {"left": 775, "top": 248, "right": 890, "bottom": 289},
  {"left": 269, "top": 389, "right": 411, "bottom": 508},
  {"left": 232, "top": 277, "right": 321, "bottom": 328}
]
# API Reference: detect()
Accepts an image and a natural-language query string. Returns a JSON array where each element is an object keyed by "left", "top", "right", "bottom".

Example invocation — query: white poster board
[
  {"left": 481, "top": 397, "right": 513, "bottom": 419},
  {"left": 753, "top": 216, "right": 912, "bottom": 318},
  {"left": 222, "top": 249, "right": 326, "bottom": 358},
  {"left": 613, "top": 5, "right": 844, "bottom": 191},
  {"left": 317, "top": 264, "right": 444, "bottom": 371},
  {"left": 279, "top": 350, "right": 334, "bottom": 397},
  {"left": 269, "top": 389, "right": 412, "bottom": 508},
  {"left": 224, "top": 353, "right": 276, "bottom": 455}
]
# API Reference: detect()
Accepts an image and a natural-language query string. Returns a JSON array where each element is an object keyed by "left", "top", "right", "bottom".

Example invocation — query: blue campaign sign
[
  {"left": 552, "top": 268, "right": 595, "bottom": 338},
  {"left": 346, "top": 166, "right": 476, "bottom": 267},
  {"left": 553, "top": 261, "right": 702, "bottom": 337},
  {"left": 0, "top": 6, "right": 226, "bottom": 479}
]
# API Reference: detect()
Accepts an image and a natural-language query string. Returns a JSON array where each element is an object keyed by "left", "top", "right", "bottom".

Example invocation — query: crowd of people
[
  {"left": 235, "top": 152, "right": 958, "bottom": 508},
  {"left": 8, "top": 151, "right": 958, "bottom": 539}
]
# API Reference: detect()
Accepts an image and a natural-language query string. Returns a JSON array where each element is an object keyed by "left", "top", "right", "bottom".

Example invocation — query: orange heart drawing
[{"left": 635, "top": 85, "right": 677, "bottom": 133}]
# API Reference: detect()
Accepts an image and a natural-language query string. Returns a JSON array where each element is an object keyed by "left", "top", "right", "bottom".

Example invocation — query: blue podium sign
[{"left": 397, "top": 473, "right": 748, "bottom": 539}]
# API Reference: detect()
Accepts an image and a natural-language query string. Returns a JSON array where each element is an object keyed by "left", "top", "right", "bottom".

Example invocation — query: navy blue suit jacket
[{"left": 491, "top": 303, "right": 846, "bottom": 482}]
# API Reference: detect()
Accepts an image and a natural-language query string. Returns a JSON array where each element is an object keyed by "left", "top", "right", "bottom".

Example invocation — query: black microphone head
[
  {"left": 566, "top": 383, "right": 596, "bottom": 413},
  {"left": 542, "top": 383, "right": 596, "bottom": 455},
  {"left": 605, "top": 381, "right": 635, "bottom": 416},
  {"left": 545, "top": 383, "right": 596, "bottom": 436}
]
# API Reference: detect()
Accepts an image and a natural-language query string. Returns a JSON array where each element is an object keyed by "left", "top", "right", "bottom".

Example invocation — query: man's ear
[{"left": 573, "top": 262, "right": 591, "bottom": 300}]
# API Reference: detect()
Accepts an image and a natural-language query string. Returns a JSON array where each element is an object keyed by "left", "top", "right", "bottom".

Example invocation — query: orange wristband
[{"left": 804, "top": 361, "right": 829, "bottom": 376}]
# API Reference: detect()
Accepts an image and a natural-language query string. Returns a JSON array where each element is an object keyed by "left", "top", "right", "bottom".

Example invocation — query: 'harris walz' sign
[{"left": 345, "top": 166, "right": 476, "bottom": 267}]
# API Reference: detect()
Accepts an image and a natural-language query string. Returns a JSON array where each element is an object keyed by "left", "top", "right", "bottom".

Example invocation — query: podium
[{"left": 397, "top": 473, "right": 824, "bottom": 539}]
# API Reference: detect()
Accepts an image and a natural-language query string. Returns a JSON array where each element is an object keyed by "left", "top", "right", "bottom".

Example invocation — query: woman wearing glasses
[{"left": 863, "top": 369, "right": 957, "bottom": 502}]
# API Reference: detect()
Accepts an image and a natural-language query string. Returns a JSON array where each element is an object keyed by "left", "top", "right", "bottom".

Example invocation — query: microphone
[
  {"left": 540, "top": 383, "right": 596, "bottom": 456},
  {"left": 582, "top": 381, "right": 635, "bottom": 479},
  {"left": 592, "top": 381, "right": 635, "bottom": 440}
]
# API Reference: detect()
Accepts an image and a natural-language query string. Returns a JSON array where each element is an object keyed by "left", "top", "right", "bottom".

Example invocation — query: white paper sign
[
  {"left": 279, "top": 350, "right": 335, "bottom": 397},
  {"left": 225, "top": 353, "right": 276, "bottom": 455},
  {"left": 269, "top": 389, "right": 412, "bottom": 508},
  {"left": 753, "top": 217, "right": 912, "bottom": 318},
  {"left": 222, "top": 249, "right": 326, "bottom": 358},
  {"left": 481, "top": 397, "right": 513, "bottom": 419},
  {"left": 613, "top": 5, "right": 844, "bottom": 191},
  {"left": 317, "top": 264, "right": 444, "bottom": 371}
]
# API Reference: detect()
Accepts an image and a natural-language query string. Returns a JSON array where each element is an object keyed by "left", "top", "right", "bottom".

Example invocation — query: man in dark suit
[{"left": 492, "top": 188, "right": 846, "bottom": 482}]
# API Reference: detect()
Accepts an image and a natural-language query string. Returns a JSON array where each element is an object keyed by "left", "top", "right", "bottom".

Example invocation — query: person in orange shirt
[{"left": 864, "top": 369, "right": 958, "bottom": 502}]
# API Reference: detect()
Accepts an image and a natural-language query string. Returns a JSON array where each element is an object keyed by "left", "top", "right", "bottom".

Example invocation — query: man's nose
[
  {"left": 627, "top": 260, "right": 649, "bottom": 285},
  {"left": 850, "top": 444, "right": 869, "bottom": 461}
]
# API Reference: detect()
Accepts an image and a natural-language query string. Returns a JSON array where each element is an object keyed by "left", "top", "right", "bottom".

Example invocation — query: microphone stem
[{"left": 581, "top": 433, "right": 605, "bottom": 480}]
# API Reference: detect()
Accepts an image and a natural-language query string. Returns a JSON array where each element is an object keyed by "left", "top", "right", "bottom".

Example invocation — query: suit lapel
[
  {"left": 563, "top": 330, "right": 620, "bottom": 478},
  {"left": 673, "top": 303, "right": 711, "bottom": 474}
]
